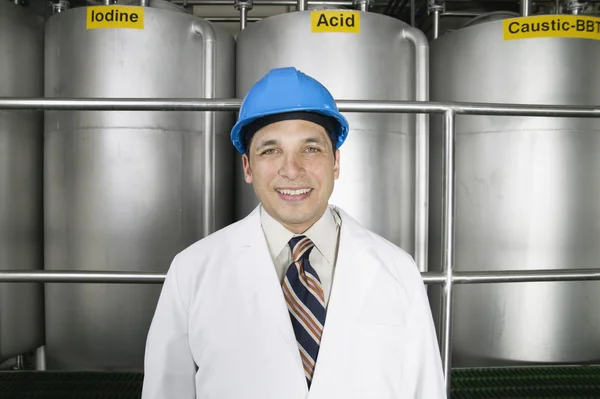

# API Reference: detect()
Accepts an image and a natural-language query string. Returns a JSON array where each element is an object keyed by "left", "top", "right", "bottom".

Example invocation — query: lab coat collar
[
  {"left": 259, "top": 204, "right": 340, "bottom": 265},
  {"left": 232, "top": 205, "right": 379, "bottom": 397}
]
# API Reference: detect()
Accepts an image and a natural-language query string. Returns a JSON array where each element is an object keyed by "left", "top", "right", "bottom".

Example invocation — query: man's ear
[{"left": 242, "top": 154, "right": 253, "bottom": 184}]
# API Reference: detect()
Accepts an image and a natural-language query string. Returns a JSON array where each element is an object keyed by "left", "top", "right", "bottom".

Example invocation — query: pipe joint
[
  {"left": 565, "top": 0, "right": 587, "bottom": 14},
  {"left": 234, "top": 0, "right": 254, "bottom": 10},
  {"left": 353, "top": 0, "right": 373, "bottom": 11},
  {"left": 51, "top": 0, "right": 70, "bottom": 13},
  {"left": 427, "top": 0, "right": 445, "bottom": 15}
]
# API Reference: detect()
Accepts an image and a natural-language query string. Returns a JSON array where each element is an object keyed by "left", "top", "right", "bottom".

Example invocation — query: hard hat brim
[{"left": 231, "top": 106, "right": 350, "bottom": 154}]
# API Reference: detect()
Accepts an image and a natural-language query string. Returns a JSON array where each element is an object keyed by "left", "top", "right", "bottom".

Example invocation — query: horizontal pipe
[
  {"left": 2, "top": 269, "right": 600, "bottom": 284},
  {"left": 206, "top": 16, "right": 262, "bottom": 21},
  {"left": 2, "top": 98, "right": 600, "bottom": 117},
  {"left": 172, "top": 0, "right": 353, "bottom": 4},
  {"left": 0, "top": 271, "right": 165, "bottom": 283},
  {"left": 422, "top": 272, "right": 447, "bottom": 284},
  {"left": 440, "top": 11, "right": 482, "bottom": 17},
  {"left": 453, "top": 269, "right": 600, "bottom": 284}
]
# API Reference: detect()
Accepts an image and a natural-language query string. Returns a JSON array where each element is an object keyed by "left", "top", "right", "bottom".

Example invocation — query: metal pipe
[
  {"left": 410, "top": 0, "right": 415, "bottom": 25},
  {"left": 403, "top": 28, "right": 430, "bottom": 274},
  {"left": 103, "top": 0, "right": 111, "bottom": 5},
  {"left": 454, "top": 269, "right": 600, "bottom": 284},
  {"left": 439, "top": 110, "right": 456, "bottom": 397},
  {"left": 556, "top": 0, "right": 561, "bottom": 13},
  {"left": 0, "top": 270, "right": 166, "bottom": 283},
  {"left": 440, "top": 11, "right": 481, "bottom": 17},
  {"left": 521, "top": 0, "right": 530, "bottom": 16},
  {"left": 421, "top": 272, "right": 447, "bottom": 284},
  {"left": 433, "top": 9, "right": 440, "bottom": 38},
  {"left": 35, "top": 346, "right": 46, "bottom": 371},
  {"left": 3, "top": 98, "right": 600, "bottom": 118},
  {"left": 298, "top": 0, "right": 308, "bottom": 10},
  {"left": 172, "top": 0, "right": 352, "bottom": 3},
  {"left": 240, "top": 6, "right": 248, "bottom": 29},
  {"left": 140, "top": 0, "right": 148, "bottom": 6},
  {"left": 171, "top": 0, "right": 600, "bottom": 3},
  {"left": 206, "top": 17, "right": 262, "bottom": 22},
  {"left": 4, "top": 269, "right": 600, "bottom": 284},
  {"left": 359, "top": 1, "right": 367, "bottom": 11},
  {"left": 192, "top": 20, "right": 217, "bottom": 238},
  {"left": 16, "top": 355, "right": 24, "bottom": 370}
]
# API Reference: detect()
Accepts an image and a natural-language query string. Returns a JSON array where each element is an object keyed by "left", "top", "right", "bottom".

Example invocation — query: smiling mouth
[{"left": 276, "top": 188, "right": 312, "bottom": 195}]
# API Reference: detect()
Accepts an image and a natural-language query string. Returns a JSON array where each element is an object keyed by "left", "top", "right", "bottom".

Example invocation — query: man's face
[{"left": 242, "top": 119, "right": 340, "bottom": 234}]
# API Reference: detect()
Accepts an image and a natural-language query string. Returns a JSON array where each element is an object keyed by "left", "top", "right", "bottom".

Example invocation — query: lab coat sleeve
[
  {"left": 404, "top": 279, "right": 447, "bottom": 399},
  {"left": 141, "top": 255, "right": 196, "bottom": 399}
]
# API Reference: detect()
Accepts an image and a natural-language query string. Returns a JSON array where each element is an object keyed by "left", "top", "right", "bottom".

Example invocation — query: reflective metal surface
[
  {"left": 44, "top": 3, "right": 235, "bottom": 370},
  {"left": 439, "top": 110, "right": 456, "bottom": 393},
  {"left": 4, "top": 267, "right": 600, "bottom": 284},
  {"left": 4, "top": 97, "right": 600, "bottom": 117},
  {"left": 236, "top": 10, "right": 421, "bottom": 257},
  {"left": 0, "top": 1, "right": 45, "bottom": 363},
  {"left": 429, "top": 19, "right": 600, "bottom": 367}
]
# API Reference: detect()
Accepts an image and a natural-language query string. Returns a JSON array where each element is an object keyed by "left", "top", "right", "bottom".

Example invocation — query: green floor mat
[
  {"left": 0, "top": 372, "right": 143, "bottom": 399},
  {"left": 2, "top": 366, "right": 600, "bottom": 398},
  {"left": 451, "top": 366, "right": 600, "bottom": 398}
]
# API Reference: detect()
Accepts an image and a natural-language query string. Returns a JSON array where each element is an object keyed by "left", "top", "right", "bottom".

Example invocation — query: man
[{"left": 141, "top": 67, "right": 445, "bottom": 398}]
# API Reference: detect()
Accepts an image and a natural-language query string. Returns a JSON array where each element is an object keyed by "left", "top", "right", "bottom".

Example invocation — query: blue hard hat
[{"left": 230, "top": 67, "right": 350, "bottom": 154}]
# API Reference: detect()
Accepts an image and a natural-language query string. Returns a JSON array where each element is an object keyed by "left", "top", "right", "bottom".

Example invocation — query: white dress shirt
[{"left": 260, "top": 205, "right": 341, "bottom": 307}]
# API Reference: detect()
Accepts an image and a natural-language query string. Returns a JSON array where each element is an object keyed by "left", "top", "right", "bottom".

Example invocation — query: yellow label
[
  {"left": 86, "top": 6, "right": 144, "bottom": 30},
  {"left": 311, "top": 11, "right": 360, "bottom": 33},
  {"left": 503, "top": 15, "right": 600, "bottom": 41}
]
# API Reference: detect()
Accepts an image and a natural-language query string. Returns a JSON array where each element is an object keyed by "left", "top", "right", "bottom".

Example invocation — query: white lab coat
[{"left": 142, "top": 205, "right": 446, "bottom": 399}]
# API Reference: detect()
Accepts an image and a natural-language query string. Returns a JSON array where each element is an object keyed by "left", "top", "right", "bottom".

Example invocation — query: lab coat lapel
[
  {"left": 232, "top": 206, "right": 308, "bottom": 394},
  {"left": 309, "top": 208, "right": 380, "bottom": 397}
]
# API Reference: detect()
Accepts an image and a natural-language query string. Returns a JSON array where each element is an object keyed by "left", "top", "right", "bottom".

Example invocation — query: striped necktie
[{"left": 282, "top": 235, "right": 326, "bottom": 388}]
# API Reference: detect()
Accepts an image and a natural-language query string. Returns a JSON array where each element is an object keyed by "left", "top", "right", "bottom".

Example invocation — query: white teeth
[{"left": 278, "top": 188, "right": 311, "bottom": 195}]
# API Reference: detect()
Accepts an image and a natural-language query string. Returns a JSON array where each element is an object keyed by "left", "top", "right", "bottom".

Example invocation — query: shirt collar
[{"left": 260, "top": 204, "right": 340, "bottom": 264}]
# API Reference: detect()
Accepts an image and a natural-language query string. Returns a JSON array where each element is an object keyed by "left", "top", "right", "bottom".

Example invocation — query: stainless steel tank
[
  {"left": 429, "top": 17, "right": 600, "bottom": 367},
  {"left": 0, "top": 1, "right": 45, "bottom": 363},
  {"left": 235, "top": 9, "right": 429, "bottom": 261},
  {"left": 44, "top": 1, "right": 236, "bottom": 370}
]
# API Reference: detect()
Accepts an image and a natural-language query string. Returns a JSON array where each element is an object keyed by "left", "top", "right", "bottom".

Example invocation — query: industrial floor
[{"left": 2, "top": 366, "right": 600, "bottom": 398}]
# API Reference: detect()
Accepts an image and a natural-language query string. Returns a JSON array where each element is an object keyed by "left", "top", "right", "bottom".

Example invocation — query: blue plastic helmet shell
[{"left": 230, "top": 67, "right": 350, "bottom": 154}]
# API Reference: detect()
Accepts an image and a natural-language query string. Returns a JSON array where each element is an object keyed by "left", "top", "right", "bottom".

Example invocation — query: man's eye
[
  {"left": 261, "top": 149, "right": 275, "bottom": 155},
  {"left": 306, "top": 147, "right": 320, "bottom": 153}
]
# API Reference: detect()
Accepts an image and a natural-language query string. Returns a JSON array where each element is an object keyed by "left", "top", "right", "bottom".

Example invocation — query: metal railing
[{"left": 2, "top": 97, "right": 600, "bottom": 397}]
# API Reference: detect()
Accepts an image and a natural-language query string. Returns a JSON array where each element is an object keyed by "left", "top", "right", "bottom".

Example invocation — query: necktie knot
[{"left": 288, "top": 235, "right": 314, "bottom": 263}]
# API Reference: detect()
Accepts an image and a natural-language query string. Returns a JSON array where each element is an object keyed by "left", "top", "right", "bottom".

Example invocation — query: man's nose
[{"left": 278, "top": 154, "right": 305, "bottom": 180}]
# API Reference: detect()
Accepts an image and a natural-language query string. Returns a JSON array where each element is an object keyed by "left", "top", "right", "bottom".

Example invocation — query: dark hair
[{"left": 242, "top": 111, "right": 339, "bottom": 154}]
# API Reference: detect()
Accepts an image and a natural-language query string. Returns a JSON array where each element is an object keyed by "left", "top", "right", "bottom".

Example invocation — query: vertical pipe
[
  {"left": 240, "top": 6, "right": 248, "bottom": 29},
  {"left": 403, "top": 28, "right": 430, "bottom": 274},
  {"left": 103, "top": 0, "right": 111, "bottom": 5},
  {"left": 521, "top": 0, "right": 530, "bottom": 16},
  {"left": 359, "top": 2, "right": 367, "bottom": 11},
  {"left": 439, "top": 109, "right": 456, "bottom": 397},
  {"left": 140, "top": 0, "right": 148, "bottom": 6},
  {"left": 433, "top": 9, "right": 440, "bottom": 39},
  {"left": 297, "top": 0, "right": 307, "bottom": 11},
  {"left": 555, "top": 0, "right": 560, "bottom": 13},
  {"left": 35, "top": 346, "right": 46, "bottom": 370},
  {"left": 410, "top": 0, "right": 415, "bottom": 26},
  {"left": 193, "top": 20, "right": 217, "bottom": 238},
  {"left": 16, "top": 355, "right": 24, "bottom": 370}
]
